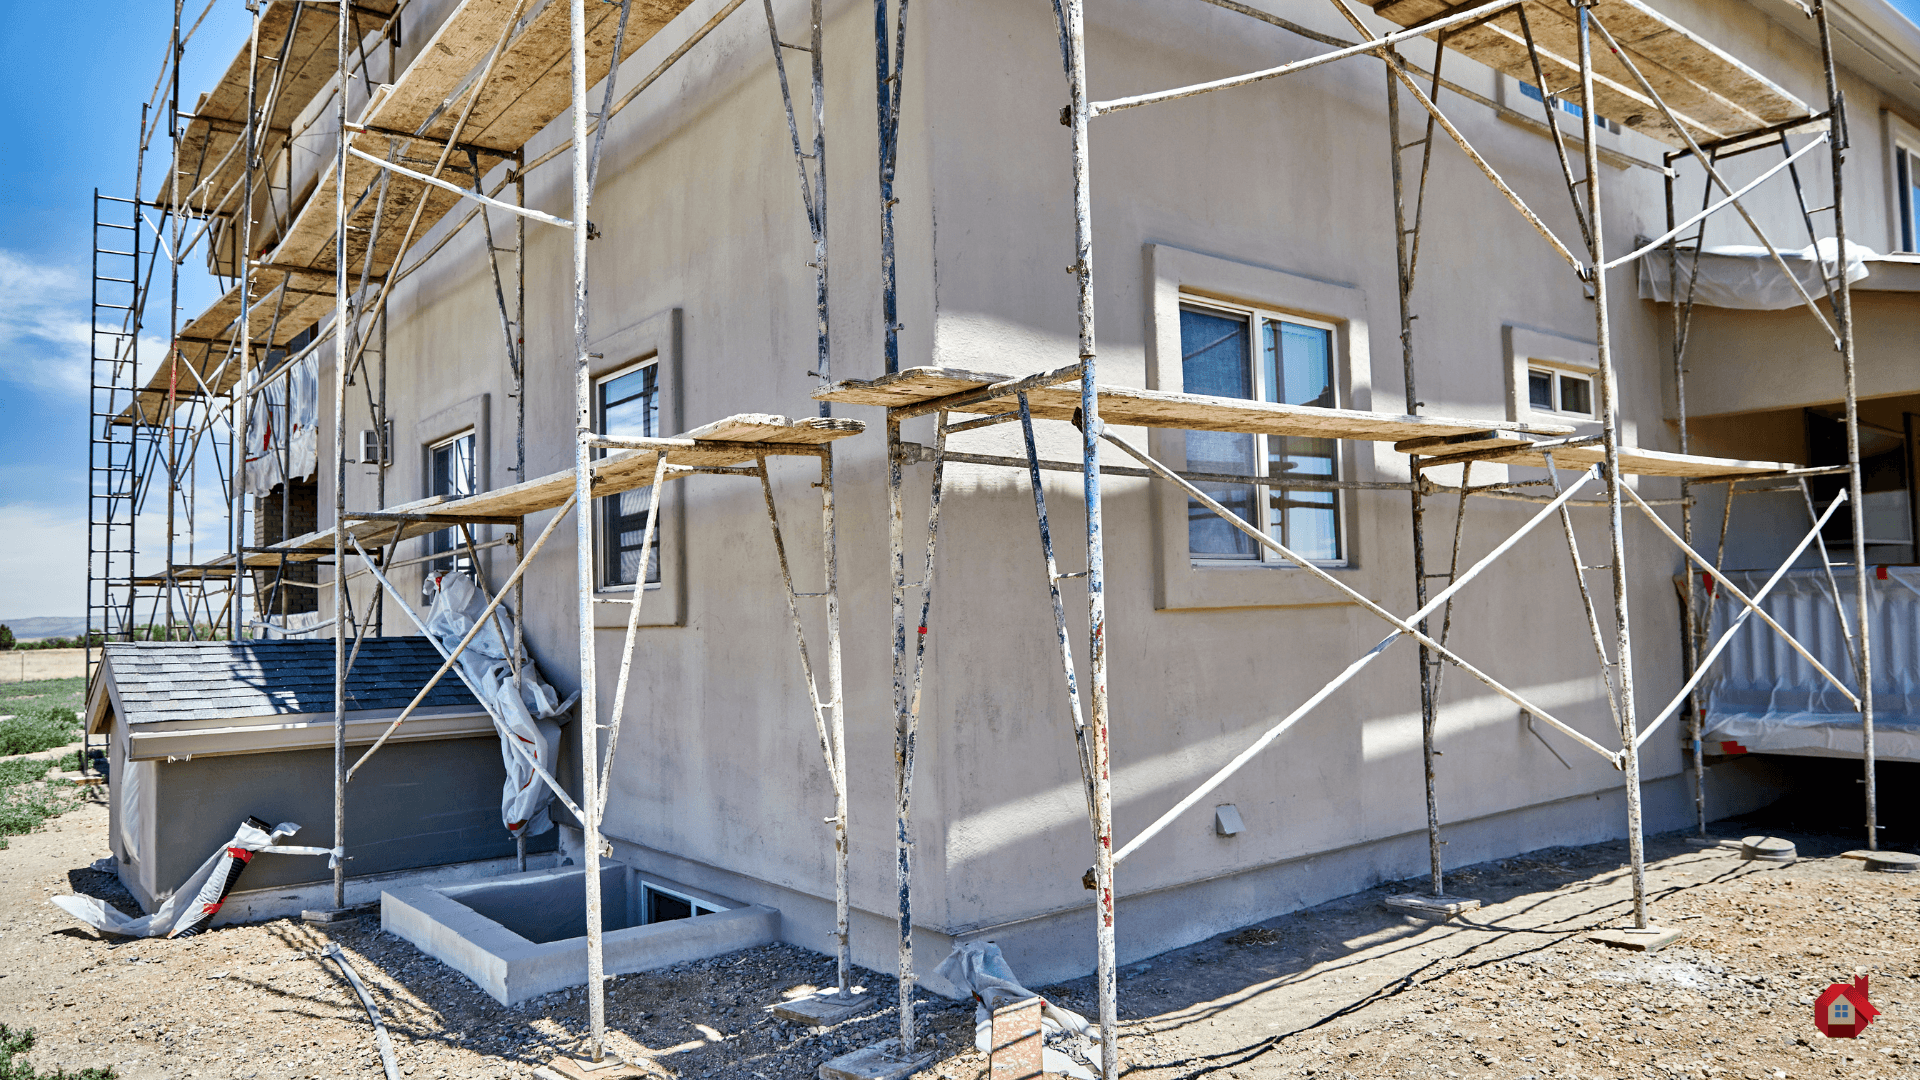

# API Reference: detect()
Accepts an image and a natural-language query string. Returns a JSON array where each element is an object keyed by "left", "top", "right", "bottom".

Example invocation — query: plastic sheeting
[
  {"left": 52, "top": 818, "right": 329, "bottom": 938},
  {"left": 244, "top": 354, "right": 318, "bottom": 497},
  {"left": 1637, "top": 238, "right": 1872, "bottom": 310},
  {"left": 932, "top": 941, "right": 1101, "bottom": 1080},
  {"left": 1699, "top": 566, "right": 1920, "bottom": 761},
  {"left": 424, "top": 572, "right": 574, "bottom": 836}
]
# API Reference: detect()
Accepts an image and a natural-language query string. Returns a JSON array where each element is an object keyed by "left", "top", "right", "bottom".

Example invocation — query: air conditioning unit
[{"left": 359, "top": 422, "right": 391, "bottom": 466}]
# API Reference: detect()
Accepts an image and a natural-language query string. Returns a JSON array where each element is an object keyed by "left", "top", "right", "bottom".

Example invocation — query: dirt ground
[
  {"left": 2, "top": 787, "right": 1915, "bottom": 1079},
  {"left": 0, "top": 649, "right": 87, "bottom": 686}
]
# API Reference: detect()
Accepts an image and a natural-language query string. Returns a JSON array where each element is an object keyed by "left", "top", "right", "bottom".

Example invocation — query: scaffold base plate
[
  {"left": 1384, "top": 894, "right": 1481, "bottom": 920},
  {"left": 819, "top": 1040, "right": 936, "bottom": 1080},
  {"left": 770, "top": 990, "right": 873, "bottom": 1026}
]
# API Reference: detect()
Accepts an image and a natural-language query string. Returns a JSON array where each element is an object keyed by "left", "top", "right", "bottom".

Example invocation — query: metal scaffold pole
[
  {"left": 1811, "top": 0, "right": 1875, "bottom": 851},
  {"left": 566, "top": 0, "right": 609, "bottom": 1062},
  {"left": 1060, "top": 0, "right": 1116, "bottom": 1074},
  {"left": 332, "top": 0, "right": 352, "bottom": 913},
  {"left": 234, "top": 2, "right": 261, "bottom": 642},
  {"left": 1384, "top": 49, "right": 1447, "bottom": 900},
  {"left": 1575, "top": 0, "right": 1649, "bottom": 929}
]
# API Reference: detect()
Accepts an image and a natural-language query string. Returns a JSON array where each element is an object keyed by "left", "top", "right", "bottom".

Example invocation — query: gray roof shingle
[{"left": 101, "top": 638, "right": 482, "bottom": 725}]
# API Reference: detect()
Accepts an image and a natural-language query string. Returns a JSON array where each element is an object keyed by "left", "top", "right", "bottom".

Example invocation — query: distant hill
[{"left": 0, "top": 617, "right": 89, "bottom": 642}]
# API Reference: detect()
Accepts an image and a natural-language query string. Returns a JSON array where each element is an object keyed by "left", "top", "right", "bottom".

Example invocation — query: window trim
[
  {"left": 411, "top": 393, "right": 491, "bottom": 595},
  {"left": 1145, "top": 243, "right": 1383, "bottom": 613},
  {"left": 425, "top": 428, "right": 479, "bottom": 579},
  {"left": 1526, "top": 362, "right": 1597, "bottom": 420},
  {"left": 1177, "top": 296, "right": 1348, "bottom": 568},
  {"left": 594, "top": 357, "right": 663, "bottom": 592},
  {"left": 1886, "top": 111, "right": 1920, "bottom": 254},
  {"left": 587, "top": 307, "right": 685, "bottom": 630}
]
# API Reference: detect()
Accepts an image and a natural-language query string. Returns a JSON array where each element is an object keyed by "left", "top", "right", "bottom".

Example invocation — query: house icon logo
[{"left": 1814, "top": 976, "right": 1879, "bottom": 1038}]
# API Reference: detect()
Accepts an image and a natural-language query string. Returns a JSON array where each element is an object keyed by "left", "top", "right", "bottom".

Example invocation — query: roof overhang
[{"left": 106, "top": 704, "right": 495, "bottom": 761}]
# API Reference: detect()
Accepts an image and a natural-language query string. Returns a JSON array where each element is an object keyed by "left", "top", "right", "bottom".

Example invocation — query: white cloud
[
  {"left": 0, "top": 502, "right": 88, "bottom": 619},
  {"left": 0, "top": 250, "right": 92, "bottom": 397}
]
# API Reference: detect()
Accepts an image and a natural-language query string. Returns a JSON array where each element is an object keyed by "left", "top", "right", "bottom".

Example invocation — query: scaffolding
[
  {"left": 89, "top": 0, "right": 1886, "bottom": 1077},
  {"left": 804, "top": 0, "right": 1878, "bottom": 1076}
]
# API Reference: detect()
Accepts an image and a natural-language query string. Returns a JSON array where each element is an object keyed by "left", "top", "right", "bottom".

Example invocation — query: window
[
  {"left": 1528, "top": 365, "right": 1595, "bottom": 418},
  {"left": 597, "top": 359, "right": 662, "bottom": 588},
  {"left": 641, "top": 882, "right": 720, "bottom": 924},
  {"left": 1181, "top": 301, "right": 1343, "bottom": 565},
  {"left": 1898, "top": 147, "right": 1920, "bottom": 253},
  {"left": 1516, "top": 82, "right": 1622, "bottom": 134},
  {"left": 426, "top": 430, "right": 476, "bottom": 581}
]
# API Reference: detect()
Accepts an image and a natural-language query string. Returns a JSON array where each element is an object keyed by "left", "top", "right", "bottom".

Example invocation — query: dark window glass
[
  {"left": 645, "top": 888, "right": 693, "bottom": 924},
  {"left": 1182, "top": 306, "right": 1257, "bottom": 559},
  {"left": 1529, "top": 369, "right": 1554, "bottom": 410},
  {"left": 1558, "top": 373, "right": 1592, "bottom": 416},
  {"left": 598, "top": 363, "right": 662, "bottom": 587},
  {"left": 1267, "top": 321, "right": 1340, "bottom": 562}
]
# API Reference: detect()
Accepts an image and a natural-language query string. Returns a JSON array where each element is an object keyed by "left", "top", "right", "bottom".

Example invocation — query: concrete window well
[{"left": 383, "top": 865, "right": 778, "bottom": 1005}]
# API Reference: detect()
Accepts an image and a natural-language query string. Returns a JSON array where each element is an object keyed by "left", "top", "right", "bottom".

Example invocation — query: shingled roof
[{"left": 90, "top": 638, "right": 480, "bottom": 729}]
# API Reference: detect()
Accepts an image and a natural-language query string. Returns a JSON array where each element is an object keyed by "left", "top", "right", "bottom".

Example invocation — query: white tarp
[
  {"left": 1637, "top": 238, "right": 1872, "bottom": 310},
  {"left": 933, "top": 941, "right": 1101, "bottom": 1080},
  {"left": 254, "top": 611, "right": 329, "bottom": 640},
  {"left": 244, "top": 354, "right": 318, "bottom": 497},
  {"left": 52, "top": 819, "right": 329, "bottom": 938},
  {"left": 1700, "top": 566, "right": 1920, "bottom": 761},
  {"left": 424, "top": 572, "right": 575, "bottom": 836}
]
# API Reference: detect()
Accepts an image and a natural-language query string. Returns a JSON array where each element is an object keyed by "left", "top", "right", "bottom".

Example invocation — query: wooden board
[
  {"left": 153, "top": 2, "right": 396, "bottom": 217},
  {"left": 1420, "top": 440, "right": 1798, "bottom": 478},
  {"left": 816, "top": 367, "right": 1576, "bottom": 443},
  {"left": 118, "top": 266, "right": 340, "bottom": 425},
  {"left": 1368, "top": 0, "right": 1810, "bottom": 147},
  {"left": 266, "top": 0, "right": 696, "bottom": 283},
  {"left": 229, "top": 414, "right": 863, "bottom": 563}
]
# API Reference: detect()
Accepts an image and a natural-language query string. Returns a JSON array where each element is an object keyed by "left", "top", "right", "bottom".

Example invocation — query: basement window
[
  {"left": 641, "top": 882, "right": 721, "bottom": 924},
  {"left": 1180, "top": 299, "right": 1344, "bottom": 566},
  {"left": 1528, "top": 365, "right": 1594, "bottom": 419},
  {"left": 596, "top": 359, "right": 663, "bottom": 589}
]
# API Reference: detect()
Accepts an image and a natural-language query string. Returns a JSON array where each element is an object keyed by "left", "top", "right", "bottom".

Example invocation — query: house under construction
[{"left": 83, "top": 0, "right": 1920, "bottom": 1073}]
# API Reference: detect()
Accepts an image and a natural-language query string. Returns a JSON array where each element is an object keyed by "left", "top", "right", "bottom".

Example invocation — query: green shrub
[
  {"left": 0, "top": 761, "right": 84, "bottom": 850},
  {"left": 0, "top": 1025, "right": 116, "bottom": 1079},
  {"left": 0, "top": 704, "right": 82, "bottom": 757}
]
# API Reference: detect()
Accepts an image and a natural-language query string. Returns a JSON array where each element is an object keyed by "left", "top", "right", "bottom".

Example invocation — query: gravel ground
[{"left": 2, "top": 789, "right": 1915, "bottom": 1079}]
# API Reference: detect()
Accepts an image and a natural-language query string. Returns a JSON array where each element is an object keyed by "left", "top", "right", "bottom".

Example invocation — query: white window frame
[
  {"left": 1526, "top": 362, "right": 1597, "bottom": 420},
  {"left": 425, "top": 428, "right": 477, "bottom": 581},
  {"left": 639, "top": 881, "right": 723, "bottom": 924},
  {"left": 594, "top": 357, "right": 662, "bottom": 592},
  {"left": 1891, "top": 121, "right": 1920, "bottom": 254},
  {"left": 1179, "top": 295, "right": 1348, "bottom": 569}
]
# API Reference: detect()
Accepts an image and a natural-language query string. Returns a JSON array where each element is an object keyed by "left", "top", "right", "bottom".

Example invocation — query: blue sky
[
  {"left": 2, "top": 1, "right": 1920, "bottom": 620},
  {"left": 0, "top": 3, "right": 248, "bottom": 619}
]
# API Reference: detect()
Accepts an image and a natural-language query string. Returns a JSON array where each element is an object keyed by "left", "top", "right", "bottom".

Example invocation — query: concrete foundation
[
  {"left": 212, "top": 850, "right": 564, "bottom": 927},
  {"left": 382, "top": 864, "right": 779, "bottom": 1005}
]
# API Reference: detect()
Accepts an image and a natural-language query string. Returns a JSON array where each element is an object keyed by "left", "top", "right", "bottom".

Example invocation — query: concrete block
[
  {"left": 1383, "top": 894, "right": 1481, "bottom": 921},
  {"left": 818, "top": 1040, "right": 936, "bottom": 1080},
  {"left": 382, "top": 865, "right": 779, "bottom": 1006},
  {"left": 1740, "top": 836, "right": 1796, "bottom": 863},
  {"left": 769, "top": 991, "right": 873, "bottom": 1026},
  {"left": 1861, "top": 851, "right": 1920, "bottom": 873},
  {"left": 990, "top": 997, "right": 1045, "bottom": 1080},
  {"left": 1587, "top": 926, "right": 1686, "bottom": 952}
]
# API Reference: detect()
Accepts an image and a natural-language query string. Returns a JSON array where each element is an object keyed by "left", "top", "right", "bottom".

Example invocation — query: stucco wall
[{"left": 300, "top": 0, "right": 1904, "bottom": 981}]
